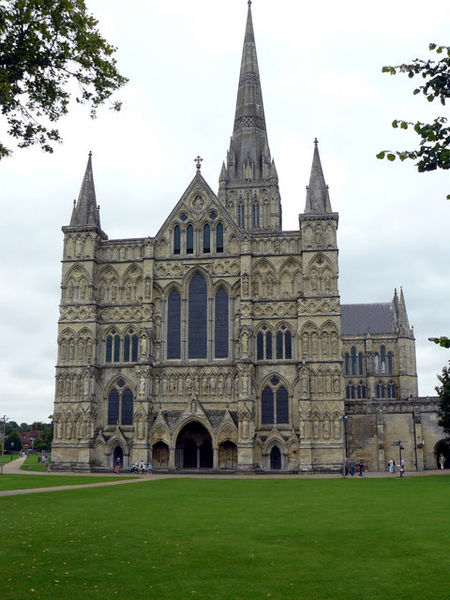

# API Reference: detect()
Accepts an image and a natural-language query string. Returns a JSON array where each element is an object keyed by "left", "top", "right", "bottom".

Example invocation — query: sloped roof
[{"left": 341, "top": 302, "right": 397, "bottom": 335}]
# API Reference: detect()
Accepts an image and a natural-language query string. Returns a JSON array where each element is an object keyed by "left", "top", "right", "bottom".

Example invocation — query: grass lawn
[
  {"left": 0, "top": 477, "right": 448, "bottom": 600},
  {"left": 0, "top": 452, "right": 19, "bottom": 465},
  {"left": 21, "top": 453, "right": 49, "bottom": 472},
  {"left": 0, "top": 474, "right": 132, "bottom": 491}
]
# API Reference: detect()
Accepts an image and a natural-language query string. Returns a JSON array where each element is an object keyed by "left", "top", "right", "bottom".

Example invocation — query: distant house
[{"left": 18, "top": 428, "right": 43, "bottom": 450}]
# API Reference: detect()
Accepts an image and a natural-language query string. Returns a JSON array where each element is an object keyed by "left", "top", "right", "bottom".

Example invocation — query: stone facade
[{"left": 51, "top": 3, "right": 447, "bottom": 473}]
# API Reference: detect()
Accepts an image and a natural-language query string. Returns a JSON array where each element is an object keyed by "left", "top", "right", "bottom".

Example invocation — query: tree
[
  {"left": 437, "top": 362, "right": 450, "bottom": 438},
  {"left": 0, "top": 0, "right": 127, "bottom": 158},
  {"left": 429, "top": 336, "right": 450, "bottom": 349},
  {"left": 5, "top": 431, "right": 22, "bottom": 452},
  {"left": 377, "top": 43, "right": 450, "bottom": 199}
]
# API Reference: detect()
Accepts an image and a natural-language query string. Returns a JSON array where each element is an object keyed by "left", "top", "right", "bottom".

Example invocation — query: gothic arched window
[
  {"left": 387, "top": 381, "right": 396, "bottom": 398},
  {"left": 374, "top": 353, "right": 379, "bottom": 374},
  {"left": 357, "top": 381, "right": 366, "bottom": 399},
  {"left": 261, "top": 378, "right": 289, "bottom": 425},
  {"left": 215, "top": 287, "right": 228, "bottom": 358},
  {"left": 167, "top": 289, "right": 181, "bottom": 359},
  {"left": 113, "top": 334, "right": 121, "bottom": 362},
  {"left": 252, "top": 202, "right": 260, "bottom": 228},
  {"left": 108, "top": 381, "right": 133, "bottom": 426},
  {"left": 216, "top": 223, "right": 224, "bottom": 253},
  {"left": 261, "top": 387, "right": 274, "bottom": 424},
  {"left": 174, "top": 225, "right": 180, "bottom": 255},
  {"left": 189, "top": 273, "right": 207, "bottom": 358},
  {"left": 121, "top": 387, "right": 133, "bottom": 425},
  {"left": 376, "top": 380, "right": 386, "bottom": 399},
  {"left": 186, "top": 224, "right": 194, "bottom": 254},
  {"left": 351, "top": 347, "right": 357, "bottom": 376},
  {"left": 276, "top": 386, "right": 289, "bottom": 423},
  {"left": 257, "top": 326, "right": 272, "bottom": 360},
  {"left": 344, "top": 353, "right": 350, "bottom": 376},
  {"left": 388, "top": 352, "right": 394, "bottom": 375},
  {"left": 358, "top": 352, "right": 364, "bottom": 375},
  {"left": 203, "top": 223, "right": 210, "bottom": 253},
  {"left": 106, "top": 334, "right": 113, "bottom": 363},
  {"left": 107, "top": 388, "right": 119, "bottom": 425},
  {"left": 238, "top": 203, "right": 245, "bottom": 228},
  {"left": 381, "top": 345, "right": 386, "bottom": 374},
  {"left": 276, "top": 326, "right": 292, "bottom": 359}
]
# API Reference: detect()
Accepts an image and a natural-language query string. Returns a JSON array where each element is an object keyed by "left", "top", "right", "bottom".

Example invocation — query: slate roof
[{"left": 341, "top": 302, "right": 397, "bottom": 335}]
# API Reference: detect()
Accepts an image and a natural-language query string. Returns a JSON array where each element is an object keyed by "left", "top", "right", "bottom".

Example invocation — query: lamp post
[
  {"left": 391, "top": 440, "right": 406, "bottom": 477},
  {"left": 1, "top": 415, "right": 7, "bottom": 475},
  {"left": 340, "top": 414, "right": 349, "bottom": 477}
]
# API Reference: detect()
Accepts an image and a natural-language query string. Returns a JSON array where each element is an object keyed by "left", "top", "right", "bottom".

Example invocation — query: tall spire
[
  {"left": 304, "top": 139, "right": 332, "bottom": 214},
  {"left": 218, "top": 2, "right": 282, "bottom": 231},
  {"left": 394, "top": 287, "right": 412, "bottom": 334},
  {"left": 70, "top": 152, "right": 101, "bottom": 228},
  {"left": 229, "top": 0, "right": 269, "bottom": 179}
]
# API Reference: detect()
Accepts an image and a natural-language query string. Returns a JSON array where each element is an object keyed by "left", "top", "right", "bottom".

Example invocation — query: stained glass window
[
  {"left": 262, "top": 386, "right": 274, "bottom": 424},
  {"left": 189, "top": 273, "right": 207, "bottom": 358},
  {"left": 108, "top": 388, "right": 119, "bottom": 425},
  {"left": 186, "top": 224, "right": 194, "bottom": 254},
  {"left": 215, "top": 287, "right": 228, "bottom": 358},
  {"left": 132, "top": 334, "right": 139, "bottom": 362},
  {"left": 174, "top": 225, "right": 180, "bottom": 255},
  {"left": 167, "top": 289, "right": 181, "bottom": 359},
  {"left": 203, "top": 224, "right": 210, "bottom": 253},
  {"left": 121, "top": 387, "right": 133, "bottom": 425},
  {"left": 216, "top": 223, "right": 223, "bottom": 253},
  {"left": 113, "top": 335, "right": 121, "bottom": 362},
  {"left": 276, "top": 387, "right": 289, "bottom": 423},
  {"left": 124, "top": 334, "right": 130, "bottom": 362},
  {"left": 106, "top": 335, "right": 112, "bottom": 362}
]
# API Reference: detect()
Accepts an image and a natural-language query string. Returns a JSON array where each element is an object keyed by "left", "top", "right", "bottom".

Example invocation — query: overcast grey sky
[{"left": 1, "top": 0, "right": 449, "bottom": 424}]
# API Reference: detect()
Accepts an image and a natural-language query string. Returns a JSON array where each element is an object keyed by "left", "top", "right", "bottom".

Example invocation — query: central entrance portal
[{"left": 176, "top": 422, "right": 213, "bottom": 470}]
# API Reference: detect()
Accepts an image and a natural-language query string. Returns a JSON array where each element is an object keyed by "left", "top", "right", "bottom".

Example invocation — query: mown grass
[
  {"left": 0, "top": 474, "right": 132, "bottom": 491},
  {"left": 20, "top": 453, "right": 49, "bottom": 472},
  {"left": 0, "top": 452, "right": 19, "bottom": 465},
  {"left": 0, "top": 477, "right": 448, "bottom": 600}
]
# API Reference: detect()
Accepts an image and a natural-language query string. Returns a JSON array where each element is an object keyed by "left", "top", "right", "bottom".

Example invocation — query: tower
[{"left": 218, "top": 1, "right": 281, "bottom": 231}]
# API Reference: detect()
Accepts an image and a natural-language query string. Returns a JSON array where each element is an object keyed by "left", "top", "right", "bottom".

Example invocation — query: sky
[{"left": 1, "top": 0, "right": 449, "bottom": 424}]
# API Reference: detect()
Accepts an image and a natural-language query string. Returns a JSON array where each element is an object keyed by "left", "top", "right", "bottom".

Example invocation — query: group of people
[
  {"left": 388, "top": 457, "right": 405, "bottom": 476},
  {"left": 348, "top": 458, "right": 364, "bottom": 477},
  {"left": 114, "top": 458, "right": 152, "bottom": 475}
]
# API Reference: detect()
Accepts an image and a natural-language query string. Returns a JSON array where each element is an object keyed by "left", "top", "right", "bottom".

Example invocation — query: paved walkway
[{"left": 1, "top": 455, "right": 448, "bottom": 498}]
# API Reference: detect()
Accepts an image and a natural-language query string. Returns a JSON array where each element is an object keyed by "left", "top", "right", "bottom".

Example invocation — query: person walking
[
  {"left": 358, "top": 460, "right": 364, "bottom": 477},
  {"left": 147, "top": 462, "right": 152, "bottom": 476},
  {"left": 114, "top": 457, "right": 121, "bottom": 474},
  {"left": 438, "top": 453, "right": 446, "bottom": 470},
  {"left": 388, "top": 458, "right": 394, "bottom": 473},
  {"left": 349, "top": 458, "right": 355, "bottom": 476}
]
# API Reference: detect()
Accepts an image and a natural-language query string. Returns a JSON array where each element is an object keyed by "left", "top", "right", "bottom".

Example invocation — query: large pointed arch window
[
  {"left": 108, "top": 379, "right": 133, "bottom": 426},
  {"left": 167, "top": 289, "right": 181, "bottom": 359},
  {"left": 173, "top": 225, "right": 181, "bottom": 255},
  {"left": 215, "top": 287, "right": 228, "bottom": 358},
  {"left": 252, "top": 202, "right": 260, "bottom": 228},
  {"left": 189, "top": 273, "right": 207, "bottom": 358},
  {"left": 261, "top": 377, "right": 289, "bottom": 425}
]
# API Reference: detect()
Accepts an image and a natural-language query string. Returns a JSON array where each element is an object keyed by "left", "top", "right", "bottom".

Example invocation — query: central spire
[
  {"left": 218, "top": 2, "right": 281, "bottom": 231},
  {"left": 231, "top": 0, "right": 269, "bottom": 177}
]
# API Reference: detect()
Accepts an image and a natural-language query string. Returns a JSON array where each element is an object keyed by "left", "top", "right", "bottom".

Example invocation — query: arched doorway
[
  {"left": 113, "top": 445, "right": 124, "bottom": 469},
  {"left": 219, "top": 441, "right": 237, "bottom": 469},
  {"left": 152, "top": 441, "right": 169, "bottom": 469},
  {"left": 435, "top": 439, "right": 450, "bottom": 469},
  {"left": 175, "top": 422, "right": 213, "bottom": 470},
  {"left": 270, "top": 445, "right": 281, "bottom": 470}
]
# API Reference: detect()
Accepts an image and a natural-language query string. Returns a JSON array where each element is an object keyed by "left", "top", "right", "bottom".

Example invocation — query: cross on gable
[{"left": 195, "top": 155, "right": 203, "bottom": 171}]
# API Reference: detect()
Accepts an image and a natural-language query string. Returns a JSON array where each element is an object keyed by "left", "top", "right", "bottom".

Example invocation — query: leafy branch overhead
[
  {"left": 0, "top": 0, "right": 128, "bottom": 158},
  {"left": 377, "top": 43, "right": 449, "bottom": 198}
]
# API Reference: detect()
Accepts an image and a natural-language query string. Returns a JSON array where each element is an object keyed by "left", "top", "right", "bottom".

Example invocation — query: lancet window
[
  {"left": 261, "top": 376, "right": 289, "bottom": 425},
  {"left": 106, "top": 329, "right": 138, "bottom": 364},
  {"left": 107, "top": 378, "right": 133, "bottom": 426}
]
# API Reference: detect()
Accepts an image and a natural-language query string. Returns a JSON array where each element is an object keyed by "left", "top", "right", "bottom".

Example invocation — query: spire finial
[
  {"left": 314, "top": 138, "right": 318, "bottom": 146},
  {"left": 195, "top": 155, "right": 203, "bottom": 171},
  {"left": 88, "top": 150, "right": 92, "bottom": 158},
  {"left": 248, "top": 0, "right": 252, "bottom": 6}
]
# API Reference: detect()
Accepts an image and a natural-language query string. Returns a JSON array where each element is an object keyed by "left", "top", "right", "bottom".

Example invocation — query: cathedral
[{"left": 51, "top": 3, "right": 445, "bottom": 473}]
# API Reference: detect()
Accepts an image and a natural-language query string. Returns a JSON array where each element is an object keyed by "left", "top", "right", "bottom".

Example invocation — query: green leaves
[
  {"left": 378, "top": 43, "right": 449, "bottom": 198},
  {"left": 0, "top": 0, "right": 128, "bottom": 158}
]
